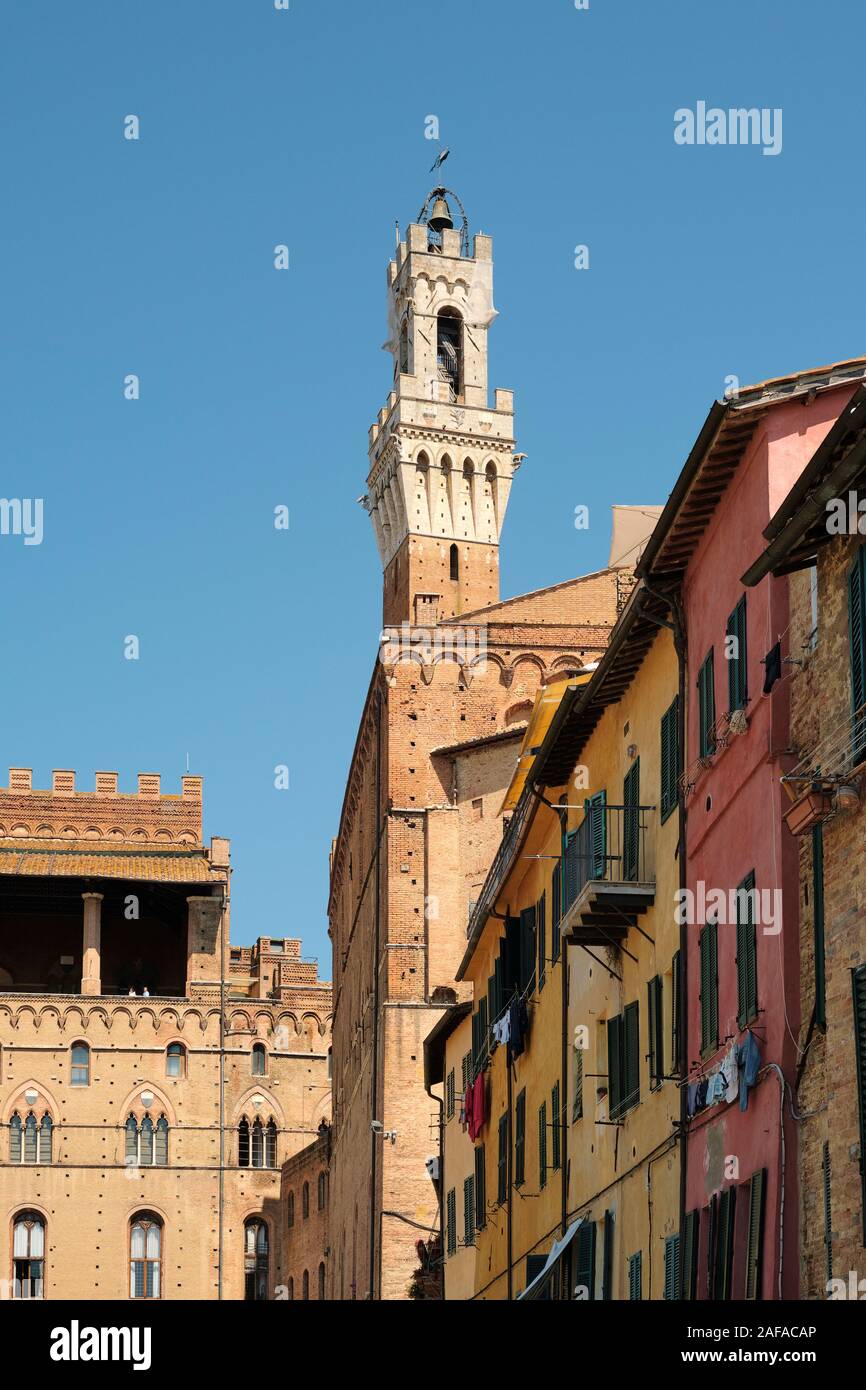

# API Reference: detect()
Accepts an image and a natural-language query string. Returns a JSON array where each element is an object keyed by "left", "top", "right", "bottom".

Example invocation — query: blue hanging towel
[{"left": 738, "top": 1029, "right": 762, "bottom": 1111}]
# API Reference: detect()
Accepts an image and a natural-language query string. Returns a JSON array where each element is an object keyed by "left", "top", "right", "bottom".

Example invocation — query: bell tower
[{"left": 363, "top": 189, "right": 519, "bottom": 627}]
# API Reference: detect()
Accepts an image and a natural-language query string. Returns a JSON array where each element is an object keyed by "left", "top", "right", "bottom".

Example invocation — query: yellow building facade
[{"left": 452, "top": 585, "right": 683, "bottom": 1299}]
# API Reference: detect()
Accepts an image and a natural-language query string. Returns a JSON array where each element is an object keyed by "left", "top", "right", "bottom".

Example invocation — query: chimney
[
  {"left": 138, "top": 773, "right": 161, "bottom": 797},
  {"left": 95, "top": 772, "right": 118, "bottom": 795},
  {"left": 182, "top": 776, "right": 203, "bottom": 799},
  {"left": 52, "top": 770, "right": 75, "bottom": 793},
  {"left": 9, "top": 768, "right": 32, "bottom": 792}
]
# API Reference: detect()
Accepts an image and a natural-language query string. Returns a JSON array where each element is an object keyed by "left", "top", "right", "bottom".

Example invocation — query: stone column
[{"left": 81, "top": 892, "right": 104, "bottom": 996}]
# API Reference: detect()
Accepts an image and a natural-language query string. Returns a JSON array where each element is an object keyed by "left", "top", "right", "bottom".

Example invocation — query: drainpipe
[{"left": 369, "top": 687, "right": 383, "bottom": 1301}]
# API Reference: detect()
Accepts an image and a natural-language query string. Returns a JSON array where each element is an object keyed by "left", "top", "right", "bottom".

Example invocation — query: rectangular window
[
  {"left": 607, "top": 1002, "right": 640, "bottom": 1120},
  {"left": 628, "top": 1251, "right": 642, "bottom": 1301},
  {"left": 551, "top": 859, "right": 562, "bottom": 962},
  {"left": 463, "top": 1175, "right": 475, "bottom": 1247},
  {"left": 551, "top": 1082, "right": 561, "bottom": 1170},
  {"left": 446, "top": 1188, "right": 457, "bottom": 1257},
  {"left": 744, "top": 1169, "right": 766, "bottom": 1300},
  {"left": 601, "top": 1209, "right": 614, "bottom": 1300},
  {"left": 519, "top": 905, "right": 537, "bottom": 995},
  {"left": 474, "top": 1145, "right": 486, "bottom": 1231},
  {"left": 497, "top": 1114, "right": 508, "bottom": 1205},
  {"left": 585, "top": 790, "right": 607, "bottom": 880},
  {"left": 713, "top": 1186, "right": 737, "bottom": 1300},
  {"left": 664, "top": 1234, "right": 680, "bottom": 1301},
  {"left": 698, "top": 649, "right": 716, "bottom": 758},
  {"left": 671, "top": 949, "right": 682, "bottom": 1076},
  {"left": 573, "top": 1048, "right": 584, "bottom": 1122},
  {"left": 622, "top": 759, "right": 640, "bottom": 882},
  {"left": 736, "top": 871, "right": 758, "bottom": 1028},
  {"left": 537, "top": 892, "right": 547, "bottom": 991},
  {"left": 660, "top": 695, "right": 680, "bottom": 823},
  {"left": 647, "top": 974, "right": 664, "bottom": 1088},
  {"left": 813, "top": 826, "right": 826, "bottom": 1030},
  {"left": 575, "top": 1221, "right": 596, "bottom": 1301},
  {"left": 515, "top": 1090, "right": 526, "bottom": 1188},
  {"left": 700, "top": 919, "right": 719, "bottom": 1053},
  {"left": 445, "top": 1069, "right": 455, "bottom": 1121},
  {"left": 538, "top": 1102, "right": 548, "bottom": 1190},
  {"left": 853, "top": 963, "right": 866, "bottom": 1243},
  {"left": 726, "top": 595, "right": 748, "bottom": 712}
]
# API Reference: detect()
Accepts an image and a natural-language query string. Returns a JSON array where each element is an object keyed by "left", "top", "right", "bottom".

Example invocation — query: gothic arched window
[
  {"left": 317, "top": 1171, "right": 327, "bottom": 1211},
  {"left": 287, "top": 1191, "right": 295, "bottom": 1228},
  {"left": 449, "top": 543, "right": 459, "bottom": 582},
  {"left": 130, "top": 1212, "right": 162, "bottom": 1300},
  {"left": 302, "top": 1268, "right": 310, "bottom": 1301},
  {"left": 302, "top": 1182, "right": 310, "bottom": 1219},
  {"left": 399, "top": 319, "right": 410, "bottom": 375},
  {"left": 251, "top": 1043, "right": 267, "bottom": 1076},
  {"left": 124, "top": 1114, "right": 168, "bottom": 1167},
  {"left": 244, "top": 1219, "right": 269, "bottom": 1302},
  {"left": 239, "top": 1116, "right": 277, "bottom": 1169},
  {"left": 13, "top": 1211, "right": 45, "bottom": 1300},
  {"left": 10, "top": 1106, "right": 54, "bottom": 1165}
]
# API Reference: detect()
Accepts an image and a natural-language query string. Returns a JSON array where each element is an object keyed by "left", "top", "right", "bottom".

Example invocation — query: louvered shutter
[
  {"left": 853, "top": 964, "right": 866, "bottom": 1241},
  {"left": 585, "top": 790, "right": 607, "bottom": 880},
  {"left": 551, "top": 860, "right": 562, "bottom": 961},
  {"left": 699, "top": 650, "right": 716, "bottom": 757},
  {"left": 701, "top": 921, "right": 719, "bottom": 1052},
  {"left": 519, "top": 905, "right": 536, "bottom": 994},
  {"left": 463, "top": 1175, "right": 475, "bottom": 1246},
  {"left": 681, "top": 1210, "right": 697, "bottom": 1300},
  {"left": 672, "top": 950, "right": 682, "bottom": 1075},
  {"left": 474, "top": 1145, "right": 486, "bottom": 1230},
  {"left": 575, "top": 1221, "right": 596, "bottom": 1301},
  {"left": 601, "top": 1209, "right": 614, "bottom": 1300},
  {"left": 515, "top": 1091, "right": 526, "bottom": 1187},
  {"left": 661, "top": 698, "right": 679, "bottom": 821},
  {"left": 745, "top": 1169, "right": 766, "bottom": 1300},
  {"left": 608, "top": 1016, "right": 622, "bottom": 1119},
  {"left": 623, "top": 761, "right": 640, "bottom": 882},
  {"left": 624, "top": 1000, "right": 640, "bottom": 1112},
  {"left": 647, "top": 975, "right": 660, "bottom": 1086},
  {"left": 664, "top": 1234, "right": 680, "bottom": 1301},
  {"left": 538, "top": 1102, "right": 547, "bottom": 1189},
  {"left": 628, "top": 1251, "right": 642, "bottom": 1301},
  {"left": 497, "top": 1115, "right": 508, "bottom": 1205},
  {"left": 564, "top": 830, "right": 579, "bottom": 910},
  {"left": 736, "top": 872, "right": 758, "bottom": 1027},
  {"left": 573, "top": 1048, "right": 584, "bottom": 1121},
  {"left": 551, "top": 1082, "right": 561, "bottom": 1170},
  {"left": 537, "top": 892, "right": 547, "bottom": 990}
]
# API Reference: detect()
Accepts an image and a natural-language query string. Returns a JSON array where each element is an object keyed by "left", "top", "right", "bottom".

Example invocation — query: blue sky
[{"left": 2, "top": 0, "right": 863, "bottom": 967}]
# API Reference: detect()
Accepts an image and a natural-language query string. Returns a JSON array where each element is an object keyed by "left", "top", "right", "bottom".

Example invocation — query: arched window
[
  {"left": 437, "top": 309, "right": 463, "bottom": 399},
  {"left": 166, "top": 1043, "right": 185, "bottom": 1078},
  {"left": 238, "top": 1116, "right": 277, "bottom": 1169},
  {"left": 302, "top": 1182, "right": 310, "bottom": 1219},
  {"left": 287, "top": 1191, "right": 295, "bottom": 1228},
  {"left": 449, "top": 543, "right": 459, "bottom": 582},
  {"left": 10, "top": 1110, "right": 52, "bottom": 1165},
  {"left": 244, "top": 1219, "right": 269, "bottom": 1302},
  {"left": 129, "top": 1212, "right": 162, "bottom": 1300},
  {"left": 302, "top": 1269, "right": 310, "bottom": 1301},
  {"left": 251, "top": 1043, "right": 267, "bottom": 1076},
  {"left": 317, "top": 1171, "right": 327, "bottom": 1211},
  {"left": 288, "top": 1276, "right": 294, "bottom": 1301},
  {"left": 124, "top": 1114, "right": 168, "bottom": 1167},
  {"left": 318, "top": 1262, "right": 326, "bottom": 1300},
  {"left": 399, "top": 319, "right": 410, "bottom": 375},
  {"left": 13, "top": 1211, "right": 45, "bottom": 1300},
  {"left": 71, "top": 1042, "right": 90, "bottom": 1087}
]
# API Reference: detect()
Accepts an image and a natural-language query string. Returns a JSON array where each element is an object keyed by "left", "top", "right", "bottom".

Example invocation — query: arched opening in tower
[{"left": 436, "top": 309, "right": 463, "bottom": 401}]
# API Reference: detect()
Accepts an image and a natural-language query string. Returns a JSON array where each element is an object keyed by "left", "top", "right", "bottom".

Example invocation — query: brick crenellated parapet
[{"left": 0, "top": 768, "right": 204, "bottom": 845}]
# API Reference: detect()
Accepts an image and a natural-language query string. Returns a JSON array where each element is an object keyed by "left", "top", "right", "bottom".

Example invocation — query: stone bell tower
[{"left": 363, "top": 189, "right": 519, "bottom": 627}]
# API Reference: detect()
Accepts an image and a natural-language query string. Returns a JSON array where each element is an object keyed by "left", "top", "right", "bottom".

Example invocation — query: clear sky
[{"left": 2, "top": 1, "right": 863, "bottom": 967}]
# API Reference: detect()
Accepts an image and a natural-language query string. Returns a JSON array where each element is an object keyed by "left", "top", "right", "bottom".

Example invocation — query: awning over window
[
  {"left": 516, "top": 1217, "right": 585, "bottom": 1301},
  {"left": 499, "top": 673, "right": 594, "bottom": 814}
]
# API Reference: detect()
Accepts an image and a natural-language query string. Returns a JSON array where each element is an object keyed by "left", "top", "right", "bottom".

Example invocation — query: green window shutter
[
  {"left": 446, "top": 1188, "right": 457, "bottom": 1256},
  {"left": 628, "top": 1251, "right": 642, "bottom": 1301},
  {"left": 519, "top": 905, "right": 537, "bottom": 994},
  {"left": 551, "top": 860, "right": 562, "bottom": 961},
  {"left": 745, "top": 1169, "right": 766, "bottom": 1300},
  {"left": 551, "top": 1082, "right": 561, "bottom": 1170},
  {"left": 585, "top": 790, "right": 607, "bottom": 880},
  {"left": 726, "top": 595, "right": 748, "bottom": 712},
  {"left": 852, "top": 964, "right": 866, "bottom": 1243},
  {"left": 564, "top": 829, "right": 580, "bottom": 910},
  {"left": 538, "top": 1102, "right": 547, "bottom": 1190},
  {"left": 461, "top": 1051, "right": 471, "bottom": 1093},
  {"left": 698, "top": 650, "right": 716, "bottom": 758},
  {"left": 601, "top": 1209, "right": 614, "bottom": 1300},
  {"left": 478, "top": 996, "right": 489, "bottom": 1067},
  {"left": 736, "top": 871, "right": 758, "bottom": 1028},
  {"left": 575, "top": 1221, "right": 596, "bottom": 1301},
  {"left": 494, "top": 953, "right": 504, "bottom": 1022},
  {"left": 671, "top": 950, "right": 682, "bottom": 1076},
  {"left": 822, "top": 1141, "right": 833, "bottom": 1284},
  {"left": 474, "top": 1145, "right": 486, "bottom": 1230},
  {"left": 647, "top": 975, "right": 662, "bottom": 1087},
  {"left": 607, "top": 1016, "right": 623, "bottom": 1120},
  {"left": 515, "top": 1090, "right": 526, "bottom": 1187},
  {"left": 497, "top": 1114, "right": 508, "bottom": 1205},
  {"left": 537, "top": 892, "right": 547, "bottom": 991},
  {"left": 681, "top": 1210, "right": 698, "bottom": 1300},
  {"left": 487, "top": 974, "right": 496, "bottom": 1033},
  {"left": 463, "top": 1175, "right": 475, "bottom": 1247},
  {"left": 622, "top": 759, "right": 640, "bottom": 882},
  {"left": 573, "top": 1048, "right": 584, "bottom": 1122},
  {"left": 660, "top": 696, "right": 679, "bottom": 822},
  {"left": 664, "top": 1234, "right": 680, "bottom": 1301},
  {"left": 446, "top": 1069, "right": 455, "bottom": 1120},
  {"left": 849, "top": 548, "right": 866, "bottom": 758},
  {"left": 624, "top": 1000, "right": 640, "bottom": 1113},
  {"left": 813, "top": 826, "right": 826, "bottom": 1030},
  {"left": 700, "top": 921, "right": 719, "bottom": 1052}
]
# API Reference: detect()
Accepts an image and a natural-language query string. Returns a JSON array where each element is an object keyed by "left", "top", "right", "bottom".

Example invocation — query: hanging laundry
[
  {"left": 738, "top": 1029, "right": 762, "bottom": 1111},
  {"left": 463, "top": 1085, "right": 473, "bottom": 1136},
  {"left": 720, "top": 1045, "right": 739, "bottom": 1104},
  {"left": 507, "top": 995, "right": 526, "bottom": 1063},
  {"left": 706, "top": 1070, "right": 726, "bottom": 1105},
  {"left": 762, "top": 642, "right": 782, "bottom": 695},
  {"left": 492, "top": 1014, "right": 511, "bottom": 1048},
  {"left": 687, "top": 1083, "right": 699, "bottom": 1118},
  {"left": 695, "top": 1077, "right": 709, "bottom": 1113}
]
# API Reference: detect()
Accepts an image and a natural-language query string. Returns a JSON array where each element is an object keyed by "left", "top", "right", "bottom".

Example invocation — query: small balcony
[
  {"left": 781, "top": 702, "right": 866, "bottom": 836},
  {"left": 560, "top": 803, "right": 655, "bottom": 949}
]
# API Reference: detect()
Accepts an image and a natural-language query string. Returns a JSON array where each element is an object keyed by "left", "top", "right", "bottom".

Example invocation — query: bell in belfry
[{"left": 427, "top": 193, "right": 454, "bottom": 233}]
